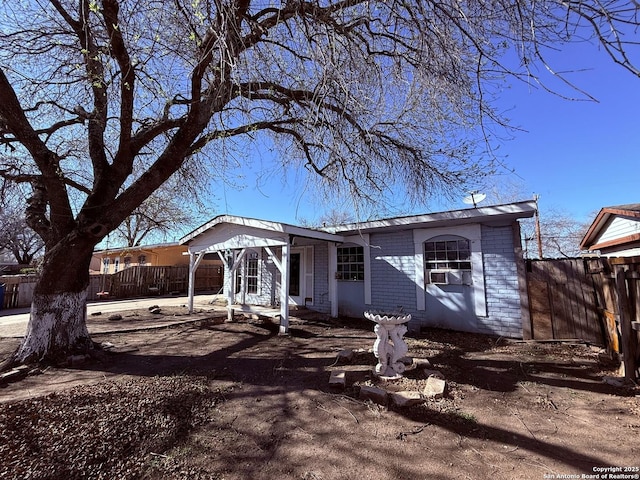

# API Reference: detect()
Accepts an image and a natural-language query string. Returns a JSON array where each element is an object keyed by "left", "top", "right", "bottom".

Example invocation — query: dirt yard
[{"left": 1, "top": 306, "right": 639, "bottom": 480}]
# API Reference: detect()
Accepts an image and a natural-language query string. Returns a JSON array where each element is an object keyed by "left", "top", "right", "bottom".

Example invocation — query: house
[
  {"left": 179, "top": 200, "right": 536, "bottom": 337},
  {"left": 0, "top": 249, "right": 19, "bottom": 274},
  {"left": 91, "top": 242, "right": 224, "bottom": 298},
  {"left": 580, "top": 204, "right": 640, "bottom": 257},
  {"left": 92, "top": 242, "right": 222, "bottom": 274}
]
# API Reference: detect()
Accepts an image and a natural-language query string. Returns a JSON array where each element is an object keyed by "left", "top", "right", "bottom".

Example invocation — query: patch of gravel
[{"left": 0, "top": 375, "right": 224, "bottom": 480}]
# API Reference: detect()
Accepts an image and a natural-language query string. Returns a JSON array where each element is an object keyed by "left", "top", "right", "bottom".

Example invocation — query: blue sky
[{"left": 208, "top": 40, "right": 639, "bottom": 229}]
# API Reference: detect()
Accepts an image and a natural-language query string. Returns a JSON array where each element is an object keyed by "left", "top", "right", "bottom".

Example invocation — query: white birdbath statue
[{"left": 364, "top": 310, "right": 412, "bottom": 379}]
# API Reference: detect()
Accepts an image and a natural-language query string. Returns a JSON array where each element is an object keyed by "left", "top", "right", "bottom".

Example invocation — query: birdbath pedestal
[{"left": 364, "top": 310, "right": 412, "bottom": 379}]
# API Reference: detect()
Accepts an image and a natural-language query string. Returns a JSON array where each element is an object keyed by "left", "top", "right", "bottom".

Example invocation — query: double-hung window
[
  {"left": 246, "top": 251, "right": 259, "bottom": 294},
  {"left": 236, "top": 250, "right": 260, "bottom": 295},
  {"left": 424, "top": 236, "right": 472, "bottom": 285},
  {"left": 336, "top": 246, "right": 364, "bottom": 281}
]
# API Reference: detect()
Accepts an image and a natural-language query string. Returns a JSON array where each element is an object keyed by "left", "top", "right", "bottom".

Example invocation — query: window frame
[
  {"left": 336, "top": 245, "right": 365, "bottom": 281},
  {"left": 424, "top": 236, "right": 472, "bottom": 285},
  {"left": 245, "top": 251, "right": 259, "bottom": 295}
]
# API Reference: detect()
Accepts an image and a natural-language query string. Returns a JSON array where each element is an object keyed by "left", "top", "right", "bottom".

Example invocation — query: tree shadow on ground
[
  {"left": 8, "top": 317, "right": 633, "bottom": 477},
  {"left": 413, "top": 327, "right": 626, "bottom": 396}
]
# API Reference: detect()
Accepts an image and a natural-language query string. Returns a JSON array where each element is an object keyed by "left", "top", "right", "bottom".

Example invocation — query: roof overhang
[
  {"left": 580, "top": 205, "right": 640, "bottom": 250},
  {"left": 179, "top": 215, "right": 345, "bottom": 254},
  {"left": 324, "top": 200, "right": 537, "bottom": 235}
]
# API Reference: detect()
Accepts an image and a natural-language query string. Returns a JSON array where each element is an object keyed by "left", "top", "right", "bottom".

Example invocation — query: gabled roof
[
  {"left": 323, "top": 200, "right": 537, "bottom": 235},
  {"left": 179, "top": 215, "right": 344, "bottom": 246},
  {"left": 180, "top": 201, "right": 536, "bottom": 253},
  {"left": 580, "top": 203, "right": 640, "bottom": 251}
]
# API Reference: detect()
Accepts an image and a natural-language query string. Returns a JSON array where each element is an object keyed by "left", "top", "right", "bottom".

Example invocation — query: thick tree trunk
[
  {"left": 14, "top": 291, "right": 92, "bottom": 364},
  {"left": 11, "top": 237, "right": 96, "bottom": 366}
]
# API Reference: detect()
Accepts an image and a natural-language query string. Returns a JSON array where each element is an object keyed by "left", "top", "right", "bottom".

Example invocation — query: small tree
[{"left": 1, "top": 1, "right": 639, "bottom": 366}]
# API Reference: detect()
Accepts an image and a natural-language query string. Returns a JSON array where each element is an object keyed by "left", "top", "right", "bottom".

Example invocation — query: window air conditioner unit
[
  {"left": 429, "top": 270, "right": 470, "bottom": 285},
  {"left": 429, "top": 271, "right": 449, "bottom": 285}
]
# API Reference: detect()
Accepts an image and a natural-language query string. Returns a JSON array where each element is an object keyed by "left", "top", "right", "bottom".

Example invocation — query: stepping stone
[
  {"left": 336, "top": 349, "right": 354, "bottom": 364},
  {"left": 358, "top": 385, "right": 388, "bottom": 405},
  {"left": 423, "top": 376, "right": 446, "bottom": 399},
  {"left": 390, "top": 391, "right": 423, "bottom": 408},
  {"left": 329, "top": 370, "right": 346, "bottom": 389}
]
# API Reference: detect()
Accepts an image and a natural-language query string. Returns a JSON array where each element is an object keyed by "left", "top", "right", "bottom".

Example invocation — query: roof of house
[
  {"left": 579, "top": 203, "right": 640, "bottom": 251},
  {"left": 180, "top": 200, "right": 536, "bottom": 250},
  {"left": 179, "top": 215, "right": 344, "bottom": 247},
  {"left": 322, "top": 200, "right": 537, "bottom": 235},
  {"left": 93, "top": 241, "right": 180, "bottom": 255}
]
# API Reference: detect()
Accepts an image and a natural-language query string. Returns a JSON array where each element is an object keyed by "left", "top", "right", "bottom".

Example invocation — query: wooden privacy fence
[
  {"left": 103, "top": 265, "right": 223, "bottom": 299},
  {"left": 0, "top": 274, "right": 38, "bottom": 310},
  {"left": 0, "top": 280, "right": 22, "bottom": 309},
  {"left": 526, "top": 258, "right": 603, "bottom": 344},
  {"left": 526, "top": 257, "right": 640, "bottom": 380},
  {"left": 1, "top": 266, "right": 223, "bottom": 308},
  {"left": 586, "top": 257, "right": 640, "bottom": 381}
]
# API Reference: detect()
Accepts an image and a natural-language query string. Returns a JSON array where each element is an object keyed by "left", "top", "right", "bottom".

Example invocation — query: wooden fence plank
[
  {"left": 529, "top": 280, "right": 554, "bottom": 339},
  {"left": 615, "top": 265, "right": 637, "bottom": 380}
]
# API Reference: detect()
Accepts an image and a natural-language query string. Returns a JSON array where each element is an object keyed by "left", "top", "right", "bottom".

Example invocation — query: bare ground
[{"left": 1, "top": 306, "right": 639, "bottom": 480}]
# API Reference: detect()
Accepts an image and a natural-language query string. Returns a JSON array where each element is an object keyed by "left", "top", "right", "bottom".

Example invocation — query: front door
[{"left": 288, "top": 246, "right": 313, "bottom": 306}]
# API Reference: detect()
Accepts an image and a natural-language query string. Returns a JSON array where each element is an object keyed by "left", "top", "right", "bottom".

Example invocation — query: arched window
[{"left": 424, "top": 235, "right": 472, "bottom": 285}]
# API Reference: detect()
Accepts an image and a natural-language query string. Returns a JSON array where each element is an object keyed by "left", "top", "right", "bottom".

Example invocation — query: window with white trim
[
  {"left": 246, "top": 251, "right": 259, "bottom": 294},
  {"left": 424, "top": 236, "right": 472, "bottom": 285},
  {"left": 235, "top": 250, "right": 260, "bottom": 295},
  {"left": 336, "top": 246, "right": 364, "bottom": 281}
]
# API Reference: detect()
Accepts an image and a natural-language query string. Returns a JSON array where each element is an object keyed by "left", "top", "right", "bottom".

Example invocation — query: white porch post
[
  {"left": 188, "top": 251, "right": 206, "bottom": 313},
  {"left": 328, "top": 242, "right": 338, "bottom": 318},
  {"left": 226, "top": 249, "right": 247, "bottom": 322},
  {"left": 280, "top": 240, "right": 290, "bottom": 334},
  {"left": 216, "top": 250, "right": 233, "bottom": 320}
]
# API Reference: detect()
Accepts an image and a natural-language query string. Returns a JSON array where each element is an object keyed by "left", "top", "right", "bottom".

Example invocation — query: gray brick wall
[
  {"left": 368, "top": 231, "right": 418, "bottom": 318},
  {"left": 478, "top": 225, "right": 523, "bottom": 337},
  {"left": 304, "top": 224, "right": 524, "bottom": 338},
  {"left": 313, "top": 243, "right": 330, "bottom": 313}
]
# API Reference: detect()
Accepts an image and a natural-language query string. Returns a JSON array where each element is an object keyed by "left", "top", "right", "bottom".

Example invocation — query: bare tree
[
  {"left": 0, "top": 205, "right": 44, "bottom": 265},
  {"left": 112, "top": 175, "right": 210, "bottom": 247},
  {"left": 114, "top": 195, "right": 192, "bottom": 247},
  {"left": 0, "top": 1, "right": 639, "bottom": 365},
  {"left": 521, "top": 207, "right": 591, "bottom": 259},
  {"left": 483, "top": 183, "right": 591, "bottom": 259}
]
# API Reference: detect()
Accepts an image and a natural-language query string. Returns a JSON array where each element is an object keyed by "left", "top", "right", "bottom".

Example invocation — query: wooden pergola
[{"left": 179, "top": 215, "right": 343, "bottom": 334}]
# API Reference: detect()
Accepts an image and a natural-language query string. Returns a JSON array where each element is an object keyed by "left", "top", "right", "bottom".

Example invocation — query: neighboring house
[
  {"left": 0, "top": 248, "right": 19, "bottom": 274},
  {"left": 92, "top": 242, "right": 222, "bottom": 274},
  {"left": 580, "top": 204, "right": 640, "bottom": 257},
  {"left": 180, "top": 200, "right": 536, "bottom": 338}
]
